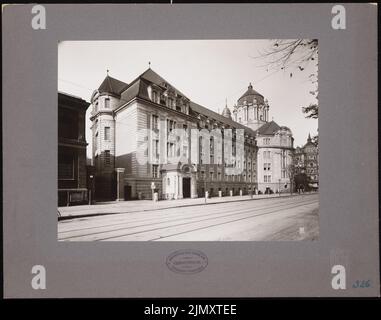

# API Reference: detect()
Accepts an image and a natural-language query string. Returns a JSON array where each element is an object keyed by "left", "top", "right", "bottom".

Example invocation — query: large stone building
[
  {"left": 58, "top": 92, "right": 90, "bottom": 206},
  {"left": 294, "top": 134, "right": 319, "bottom": 191},
  {"left": 233, "top": 84, "right": 294, "bottom": 194},
  {"left": 90, "top": 68, "right": 294, "bottom": 201}
]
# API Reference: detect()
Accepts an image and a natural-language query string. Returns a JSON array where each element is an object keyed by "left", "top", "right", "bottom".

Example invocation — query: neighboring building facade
[
  {"left": 58, "top": 92, "right": 90, "bottom": 206},
  {"left": 294, "top": 134, "right": 319, "bottom": 190},
  {"left": 90, "top": 68, "right": 259, "bottom": 201}
]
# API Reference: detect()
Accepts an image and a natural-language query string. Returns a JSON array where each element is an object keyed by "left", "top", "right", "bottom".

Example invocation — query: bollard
[
  {"left": 240, "top": 190, "right": 243, "bottom": 197},
  {"left": 218, "top": 190, "right": 222, "bottom": 198},
  {"left": 229, "top": 190, "right": 233, "bottom": 197}
]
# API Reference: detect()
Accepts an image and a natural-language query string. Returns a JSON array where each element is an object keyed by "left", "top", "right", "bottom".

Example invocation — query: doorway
[
  {"left": 182, "top": 177, "right": 191, "bottom": 198},
  {"left": 124, "top": 185, "right": 132, "bottom": 200}
]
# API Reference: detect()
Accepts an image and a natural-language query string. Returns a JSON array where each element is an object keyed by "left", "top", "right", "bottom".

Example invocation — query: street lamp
[
  {"left": 89, "top": 175, "right": 94, "bottom": 205},
  {"left": 204, "top": 174, "right": 207, "bottom": 203}
]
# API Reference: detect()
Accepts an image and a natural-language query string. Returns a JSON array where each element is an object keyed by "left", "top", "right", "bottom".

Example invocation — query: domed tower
[
  {"left": 235, "top": 83, "right": 269, "bottom": 131},
  {"left": 221, "top": 102, "right": 232, "bottom": 120}
]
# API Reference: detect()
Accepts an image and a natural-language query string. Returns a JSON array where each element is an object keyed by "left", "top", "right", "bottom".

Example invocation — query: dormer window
[
  {"left": 168, "top": 97, "right": 174, "bottom": 108},
  {"left": 152, "top": 91, "right": 158, "bottom": 103},
  {"left": 160, "top": 94, "right": 166, "bottom": 105}
]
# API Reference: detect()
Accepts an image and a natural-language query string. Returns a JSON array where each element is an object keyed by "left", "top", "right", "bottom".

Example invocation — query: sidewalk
[{"left": 58, "top": 192, "right": 316, "bottom": 220}]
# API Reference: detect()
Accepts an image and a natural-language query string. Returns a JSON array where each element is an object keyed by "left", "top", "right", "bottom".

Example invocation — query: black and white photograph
[
  {"left": 3, "top": 3, "right": 379, "bottom": 299},
  {"left": 57, "top": 39, "right": 319, "bottom": 241}
]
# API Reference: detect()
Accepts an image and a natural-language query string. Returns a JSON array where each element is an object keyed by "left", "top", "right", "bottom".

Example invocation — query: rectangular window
[
  {"left": 104, "top": 127, "right": 111, "bottom": 140},
  {"left": 167, "top": 142, "right": 175, "bottom": 158},
  {"left": 104, "top": 150, "right": 111, "bottom": 166},
  {"left": 160, "top": 94, "right": 166, "bottom": 105},
  {"left": 152, "top": 91, "right": 157, "bottom": 103},
  {"left": 152, "top": 115, "right": 159, "bottom": 130},
  {"left": 152, "top": 165, "right": 159, "bottom": 178},
  {"left": 168, "top": 97, "right": 174, "bottom": 108},
  {"left": 104, "top": 98, "right": 110, "bottom": 108},
  {"left": 167, "top": 120, "right": 176, "bottom": 134},
  {"left": 153, "top": 139, "right": 159, "bottom": 158}
]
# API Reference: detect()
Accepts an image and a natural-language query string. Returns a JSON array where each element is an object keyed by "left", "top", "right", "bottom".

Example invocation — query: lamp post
[
  {"left": 204, "top": 175, "right": 207, "bottom": 203},
  {"left": 89, "top": 175, "right": 94, "bottom": 205},
  {"left": 274, "top": 150, "right": 282, "bottom": 196}
]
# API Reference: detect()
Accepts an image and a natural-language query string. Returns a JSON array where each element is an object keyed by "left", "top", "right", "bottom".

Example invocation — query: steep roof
[
  {"left": 102, "top": 69, "right": 256, "bottom": 137},
  {"left": 190, "top": 101, "right": 256, "bottom": 136},
  {"left": 256, "top": 121, "right": 281, "bottom": 135},
  {"left": 140, "top": 68, "right": 188, "bottom": 99},
  {"left": 98, "top": 75, "right": 129, "bottom": 96}
]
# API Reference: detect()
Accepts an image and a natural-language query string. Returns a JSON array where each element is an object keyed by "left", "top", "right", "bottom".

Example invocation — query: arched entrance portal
[{"left": 161, "top": 163, "right": 197, "bottom": 200}]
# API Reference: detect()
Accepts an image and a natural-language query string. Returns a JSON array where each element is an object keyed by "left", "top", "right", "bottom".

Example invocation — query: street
[{"left": 58, "top": 193, "right": 319, "bottom": 241}]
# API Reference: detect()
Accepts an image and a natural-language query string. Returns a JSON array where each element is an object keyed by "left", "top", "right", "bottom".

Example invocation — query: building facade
[
  {"left": 90, "top": 68, "right": 295, "bottom": 200},
  {"left": 294, "top": 134, "right": 319, "bottom": 191},
  {"left": 90, "top": 68, "right": 261, "bottom": 201},
  {"left": 58, "top": 92, "right": 90, "bottom": 206},
  {"left": 233, "top": 84, "right": 294, "bottom": 194}
]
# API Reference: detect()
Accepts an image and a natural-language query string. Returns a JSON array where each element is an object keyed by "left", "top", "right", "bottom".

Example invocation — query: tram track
[
  {"left": 59, "top": 197, "right": 318, "bottom": 241},
  {"left": 58, "top": 196, "right": 314, "bottom": 235}
]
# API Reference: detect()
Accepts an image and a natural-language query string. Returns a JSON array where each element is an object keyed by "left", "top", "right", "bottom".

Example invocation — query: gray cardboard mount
[{"left": 2, "top": 3, "right": 379, "bottom": 298}]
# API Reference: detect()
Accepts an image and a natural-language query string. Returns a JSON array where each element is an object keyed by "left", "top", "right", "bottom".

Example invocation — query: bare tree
[{"left": 254, "top": 39, "right": 318, "bottom": 120}]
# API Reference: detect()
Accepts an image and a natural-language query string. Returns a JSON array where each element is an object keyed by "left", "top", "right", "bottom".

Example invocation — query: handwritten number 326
[{"left": 352, "top": 280, "right": 371, "bottom": 288}]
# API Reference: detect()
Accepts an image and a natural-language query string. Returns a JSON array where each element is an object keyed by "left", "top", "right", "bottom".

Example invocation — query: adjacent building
[
  {"left": 58, "top": 92, "right": 90, "bottom": 206},
  {"left": 294, "top": 134, "right": 319, "bottom": 191}
]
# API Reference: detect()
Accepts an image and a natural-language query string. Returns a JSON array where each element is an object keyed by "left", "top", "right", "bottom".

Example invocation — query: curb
[{"left": 58, "top": 193, "right": 315, "bottom": 221}]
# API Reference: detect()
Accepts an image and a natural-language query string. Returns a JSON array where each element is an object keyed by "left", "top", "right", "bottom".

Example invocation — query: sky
[{"left": 58, "top": 40, "right": 318, "bottom": 158}]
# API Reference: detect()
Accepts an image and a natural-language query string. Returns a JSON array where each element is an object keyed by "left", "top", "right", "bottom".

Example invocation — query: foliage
[{"left": 255, "top": 39, "right": 319, "bottom": 119}]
